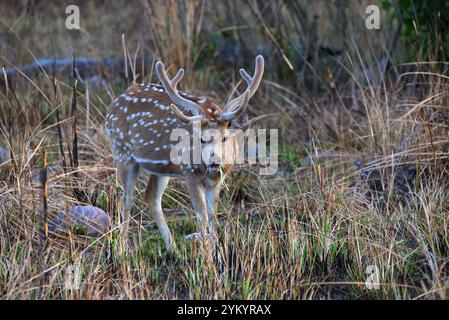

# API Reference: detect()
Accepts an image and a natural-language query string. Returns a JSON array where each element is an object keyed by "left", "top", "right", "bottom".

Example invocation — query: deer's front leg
[
  {"left": 205, "top": 182, "right": 220, "bottom": 233},
  {"left": 185, "top": 178, "right": 213, "bottom": 240}
]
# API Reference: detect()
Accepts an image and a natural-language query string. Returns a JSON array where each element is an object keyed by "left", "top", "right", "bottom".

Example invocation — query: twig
[{"left": 70, "top": 54, "right": 79, "bottom": 172}]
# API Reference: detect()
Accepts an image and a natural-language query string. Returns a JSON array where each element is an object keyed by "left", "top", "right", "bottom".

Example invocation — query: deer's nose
[{"left": 208, "top": 150, "right": 222, "bottom": 163}]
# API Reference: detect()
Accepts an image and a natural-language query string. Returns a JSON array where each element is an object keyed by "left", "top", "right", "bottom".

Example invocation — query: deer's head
[{"left": 155, "top": 55, "right": 264, "bottom": 180}]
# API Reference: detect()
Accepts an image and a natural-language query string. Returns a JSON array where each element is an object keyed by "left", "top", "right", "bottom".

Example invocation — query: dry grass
[{"left": 0, "top": 1, "right": 448, "bottom": 299}]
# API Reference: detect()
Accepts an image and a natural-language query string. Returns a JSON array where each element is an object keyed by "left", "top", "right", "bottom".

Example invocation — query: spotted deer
[{"left": 105, "top": 55, "right": 264, "bottom": 249}]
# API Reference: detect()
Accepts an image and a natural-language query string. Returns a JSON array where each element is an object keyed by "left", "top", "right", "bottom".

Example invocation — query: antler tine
[
  {"left": 239, "top": 68, "right": 252, "bottom": 84},
  {"left": 170, "top": 68, "right": 184, "bottom": 86},
  {"left": 220, "top": 90, "right": 250, "bottom": 122},
  {"left": 155, "top": 61, "right": 204, "bottom": 118},
  {"left": 221, "top": 55, "right": 265, "bottom": 120},
  {"left": 239, "top": 54, "right": 264, "bottom": 96},
  {"left": 170, "top": 103, "right": 206, "bottom": 124}
]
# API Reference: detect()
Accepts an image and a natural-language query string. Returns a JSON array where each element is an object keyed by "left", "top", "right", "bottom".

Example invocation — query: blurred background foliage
[
  {"left": 382, "top": 0, "right": 449, "bottom": 61},
  {"left": 0, "top": 0, "right": 395, "bottom": 93}
]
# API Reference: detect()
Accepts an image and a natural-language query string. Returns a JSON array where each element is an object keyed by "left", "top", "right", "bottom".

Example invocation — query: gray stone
[
  {"left": 31, "top": 166, "right": 60, "bottom": 183},
  {"left": 0, "top": 147, "right": 10, "bottom": 169},
  {"left": 49, "top": 206, "right": 111, "bottom": 236}
]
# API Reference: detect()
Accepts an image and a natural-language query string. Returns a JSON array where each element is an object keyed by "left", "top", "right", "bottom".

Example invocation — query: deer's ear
[
  {"left": 231, "top": 113, "right": 270, "bottom": 130},
  {"left": 239, "top": 112, "right": 249, "bottom": 125},
  {"left": 230, "top": 112, "right": 249, "bottom": 129}
]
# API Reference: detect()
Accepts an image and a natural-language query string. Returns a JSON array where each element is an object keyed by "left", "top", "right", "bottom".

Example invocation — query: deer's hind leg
[
  {"left": 117, "top": 160, "right": 140, "bottom": 243},
  {"left": 144, "top": 175, "right": 174, "bottom": 249}
]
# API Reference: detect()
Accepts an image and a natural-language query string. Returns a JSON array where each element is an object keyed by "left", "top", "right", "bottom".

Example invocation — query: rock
[
  {"left": 49, "top": 206, "right": 111, "bottom": 236},
  {"left": 0, "top": 147, "right": 10, "bottom": 169},
  {"left": 31, "top": 166, "right": 60, "bottom": 183},
  {"left": 85, "top": 75, "right": 109, "bottom": 91}
]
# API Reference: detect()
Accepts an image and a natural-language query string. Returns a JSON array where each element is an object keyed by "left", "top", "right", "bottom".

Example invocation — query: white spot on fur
[{"left": 133, "top": 156, "right": 169, "bottom": 165}]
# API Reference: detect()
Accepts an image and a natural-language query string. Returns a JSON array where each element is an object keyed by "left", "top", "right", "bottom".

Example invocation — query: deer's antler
[
  {"left": 155, "top": 61, "right": 204, "bottom": 121},
  {"left": 220, "top": 55, "right": 265, "bottom": 122}
]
